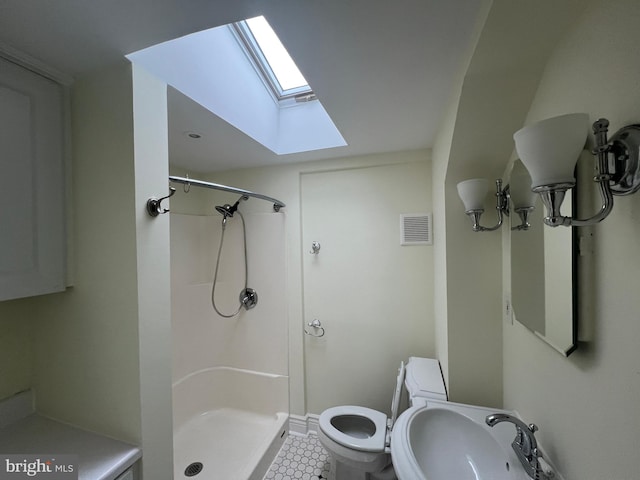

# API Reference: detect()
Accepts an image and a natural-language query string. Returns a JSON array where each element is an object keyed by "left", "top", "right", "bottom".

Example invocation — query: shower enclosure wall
[{"left": 170, "top": 203, "right": 288, "bottom": 480}]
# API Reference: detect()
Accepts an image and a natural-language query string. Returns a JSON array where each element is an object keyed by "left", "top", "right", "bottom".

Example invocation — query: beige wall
[
  {"left": 30, "top": 63, "right": 142, "bottom": 441},
  {"left": 0, "top": 300, "right": 33, "bottom": 401},
  {"left": 433, "top": 0, "right": 594, "bottom": 410},
  {"left": 502, "top": 1, "right": 640, "bottom": 479},
  {"left": 301, "top": 162, "right": 433, "bottom": 414},
  {"left": 0, "top": 63, "right": 174, "bottom": 479},
  {"left": 3, "top": 3, "right": 637, "bottom": 479},
  {"left": 176, "top": 150, "right": 434, "bottom": 416}
]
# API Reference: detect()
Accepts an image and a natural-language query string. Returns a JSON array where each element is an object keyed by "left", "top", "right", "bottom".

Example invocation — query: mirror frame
[
  {"left": 509, "top": 164, "right": 579, "bottom": 356},
  {"left": 567, "top": 212, "right": 579, "bottom": 355}
]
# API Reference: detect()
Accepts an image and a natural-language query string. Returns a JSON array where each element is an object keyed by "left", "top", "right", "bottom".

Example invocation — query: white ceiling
[{"left": 0, "top": 1, "right": 484, "bottom": 173}]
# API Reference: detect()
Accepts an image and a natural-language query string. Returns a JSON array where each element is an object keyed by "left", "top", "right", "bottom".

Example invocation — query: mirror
[{"left": 509, "top": 160, "right": 578, "bottom": 355}]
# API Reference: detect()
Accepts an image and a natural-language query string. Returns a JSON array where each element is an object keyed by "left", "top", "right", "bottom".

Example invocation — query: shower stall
[{"left": 168, "top": 177, "right": 288, "bottom": 480}]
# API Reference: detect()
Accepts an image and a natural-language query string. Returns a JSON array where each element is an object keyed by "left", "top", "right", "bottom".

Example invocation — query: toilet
[
  {"left": 318, "top": 357, "right": 447, "bottom": 480},
  {"left": 403, "top": 356, "right": 448, "bottom": 407}
]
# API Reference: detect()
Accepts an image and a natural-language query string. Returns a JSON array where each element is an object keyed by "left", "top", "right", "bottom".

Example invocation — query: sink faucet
[{"left": 486, "top": 413, "right": 553, "bottom": 480}]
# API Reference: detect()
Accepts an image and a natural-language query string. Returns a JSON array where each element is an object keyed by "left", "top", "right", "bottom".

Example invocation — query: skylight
[
  {"left": 232, "top": 16, "right": 314, "bottom": 101},
  {"left": 126, "top": 19, "right": 346, "bottom": 155}
]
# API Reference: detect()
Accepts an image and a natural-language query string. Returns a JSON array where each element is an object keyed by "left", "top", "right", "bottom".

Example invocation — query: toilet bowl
[{"left": 318, "top": 357, "right": 446, "bottom": 480}]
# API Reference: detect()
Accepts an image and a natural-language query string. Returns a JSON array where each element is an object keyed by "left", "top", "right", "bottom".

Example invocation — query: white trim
[
  {"left": 288, "top": 413, "right": 320, "bottom": 436},
  {"left": 229, "top": 20, "right": 313, "bottom": 103},
  {"left": 0, "top": 41, "right": 74, "bottom": 85}
]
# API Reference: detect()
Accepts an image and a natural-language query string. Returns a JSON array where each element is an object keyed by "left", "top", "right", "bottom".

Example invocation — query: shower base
[{"left": 173, "top": 407, "right": 287, "bottom": 480}]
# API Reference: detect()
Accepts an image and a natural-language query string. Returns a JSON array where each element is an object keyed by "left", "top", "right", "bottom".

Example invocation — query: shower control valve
[{"left": 240, "top": 288, "right": 258, "bottom": 310}]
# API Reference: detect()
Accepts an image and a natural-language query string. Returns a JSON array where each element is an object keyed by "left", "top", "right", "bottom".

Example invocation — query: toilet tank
[{"left": 404, "top": 357, "right": 447, "bottom": 405}]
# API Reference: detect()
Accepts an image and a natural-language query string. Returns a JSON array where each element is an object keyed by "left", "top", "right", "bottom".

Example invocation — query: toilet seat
[
  {"left": 319, "top": 406, "right": 388, "bottom": 452},
  {"left": 319, "top": 362, "right": 406, "bottom": 453}
]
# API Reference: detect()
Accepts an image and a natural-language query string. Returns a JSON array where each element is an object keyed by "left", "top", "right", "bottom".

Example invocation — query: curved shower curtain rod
[
  {"left": 170, "top": 176, "right": 285, "bottom": 211},
  {"left": 146, "top": 175, "right": 286, "bottom": 217}
]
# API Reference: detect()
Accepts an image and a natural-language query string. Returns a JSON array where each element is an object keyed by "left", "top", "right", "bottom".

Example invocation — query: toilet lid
[{"left": 389, "top": 361, "right": 405, "bottom": 429}]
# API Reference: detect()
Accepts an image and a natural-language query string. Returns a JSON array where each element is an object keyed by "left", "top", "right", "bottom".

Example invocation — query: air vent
[{"left": 400, "top": 213, "right": 432, "bottom": 245}]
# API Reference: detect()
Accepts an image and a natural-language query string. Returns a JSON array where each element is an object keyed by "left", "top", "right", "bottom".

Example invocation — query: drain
[{"left": 184, "top": 462, "right": 203, "bottom": 477}]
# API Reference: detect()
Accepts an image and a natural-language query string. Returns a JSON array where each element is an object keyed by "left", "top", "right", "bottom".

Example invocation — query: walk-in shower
[{"left": 164, "top": 175, "right": 288, "bottom": 480}]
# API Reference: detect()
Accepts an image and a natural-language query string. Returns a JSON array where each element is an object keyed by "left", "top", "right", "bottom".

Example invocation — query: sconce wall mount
[{"left": 598, "top": 120, "right": 640, "bottom": 196}]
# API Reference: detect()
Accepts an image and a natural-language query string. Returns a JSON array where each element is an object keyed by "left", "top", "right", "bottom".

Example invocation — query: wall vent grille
[{"left": 400, "top": 213, "right": 432, "bottom": 245}]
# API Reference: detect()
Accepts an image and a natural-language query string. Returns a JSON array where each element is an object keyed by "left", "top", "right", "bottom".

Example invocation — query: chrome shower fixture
[
  {"left": 240, "top": 288, "right": 258, "bottom": 310},
  {"left": 215, "top": 195, "right": 249, "bottom": 219},
  {"left": 211, "top": 197, "right": 258, "bottom": 318},
  {"left": 215, "top": 204, "right": 233, "bottom": 218}
]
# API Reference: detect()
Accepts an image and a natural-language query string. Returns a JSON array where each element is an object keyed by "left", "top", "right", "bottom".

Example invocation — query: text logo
[{"left": 0, "top": 455, "right": 77, "bottom": 479}]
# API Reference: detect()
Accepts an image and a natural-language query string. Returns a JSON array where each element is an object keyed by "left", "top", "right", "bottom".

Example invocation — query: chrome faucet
[{"left": 486, "top": 413, "right": 552, "bottom": 480}]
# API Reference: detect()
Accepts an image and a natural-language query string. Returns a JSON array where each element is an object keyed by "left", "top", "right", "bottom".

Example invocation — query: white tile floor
[{"left": 262, "top": 433, "right": 331, "bottom": 480}]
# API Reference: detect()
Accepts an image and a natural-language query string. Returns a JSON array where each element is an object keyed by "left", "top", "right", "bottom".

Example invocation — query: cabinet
[
  {"left": 115, "top": 467, "right": 134, "bottom": 480},
  {"left": 0, "top": 56, "right": 66, "bottom": 301}
]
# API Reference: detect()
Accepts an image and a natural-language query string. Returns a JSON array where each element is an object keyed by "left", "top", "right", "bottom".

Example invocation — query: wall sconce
[
  {"left": 513, "top": 113, "right": 640, "bottom": 227},
  {"left": 456, "top": 178, "right": 509, "bottom": 232},
  {"left": 456, "top": 176, "right": 537, "bottom": 232},
  {"left": 509, "top": 163, "right": 538, "bottom": 231}
]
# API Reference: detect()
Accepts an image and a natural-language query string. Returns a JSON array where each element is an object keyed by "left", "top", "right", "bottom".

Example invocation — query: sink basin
[{"left": 391, "top": 402, "right": 528, "bottom": 480}]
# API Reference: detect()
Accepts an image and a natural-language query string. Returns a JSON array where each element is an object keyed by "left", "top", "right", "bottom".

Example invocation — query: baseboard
[
  {"left": 288, "top": 413, "right": 320, "bottom": 436},
  {"left": 0, "top": 390, "right": 34, "bottom": 429}
]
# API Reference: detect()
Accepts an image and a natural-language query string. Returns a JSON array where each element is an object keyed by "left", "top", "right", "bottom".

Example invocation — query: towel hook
[
  {"left": 310, "top": 241, "right": 321, "bottom": 254},
  {"left": 304, "top": 318, "right": 325, "bottom": 337},
  {"left": 146, "top": 187, "right": 176, "bottom": 217}
]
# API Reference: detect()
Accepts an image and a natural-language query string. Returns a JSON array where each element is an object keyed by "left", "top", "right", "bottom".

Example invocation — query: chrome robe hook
[
  {"left": 147, "top": 187, "right": 176, "bottom": 217},
  {"left": 310, "top": 241, "right": 321, "bottom": 254},
  {"left": 305, "top": 318, "right": 325, "bottom": 337}
]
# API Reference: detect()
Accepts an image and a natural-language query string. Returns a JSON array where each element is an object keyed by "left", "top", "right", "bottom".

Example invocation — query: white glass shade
[
  {"left": 457, "top": 178, "right": 488, "bottom": 211},
  {"left": 513, "top": 113, "right": 589, "bottom": 189},
  {"left": 510, "top": 166, "right": 537, "bottom": 209}
]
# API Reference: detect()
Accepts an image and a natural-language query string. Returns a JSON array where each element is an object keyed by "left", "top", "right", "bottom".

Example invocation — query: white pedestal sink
[{"left": 391, "top": 400, "right": 532, "bottom": 480}]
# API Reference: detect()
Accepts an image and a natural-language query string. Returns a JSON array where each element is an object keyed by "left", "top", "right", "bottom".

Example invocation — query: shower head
[
  {"left": 215, "top": 195, "right": 249, "bottom": 218},
  {"left": 215, "top": 204, "right": 234, "bottom": 218}
]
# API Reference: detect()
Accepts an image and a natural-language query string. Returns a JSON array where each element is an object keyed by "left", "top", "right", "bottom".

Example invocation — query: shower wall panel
[{"left": 170, "top": 212, "right": 287, "bottom": 382}]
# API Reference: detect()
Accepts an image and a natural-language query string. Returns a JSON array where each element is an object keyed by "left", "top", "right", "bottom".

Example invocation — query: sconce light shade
[
  {"left": 510, "top": 168, "right": 537, "bottom": 210},
  {"left": 458, "top": 178, "right": 508, "bottom": 232},
  {"left": 457, "top": 178, "right": 488, "bottom": 211},
  {"left": 513, "top": 113, "right": 589, "bottom": 190}
]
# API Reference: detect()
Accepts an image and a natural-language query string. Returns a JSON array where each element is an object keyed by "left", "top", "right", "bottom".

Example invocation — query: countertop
[{"left": 0, "top": 414, "right": 141, "bottom": 480}]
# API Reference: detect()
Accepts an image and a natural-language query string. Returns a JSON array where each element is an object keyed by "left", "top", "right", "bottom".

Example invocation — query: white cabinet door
[{"left": 0, "top": 57, "right": 66, "bottom": 301}]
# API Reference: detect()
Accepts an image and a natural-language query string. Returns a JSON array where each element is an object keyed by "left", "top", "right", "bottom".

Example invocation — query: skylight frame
[{"left": 230, "top": 17, "right": 315, "bottom": 102}]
